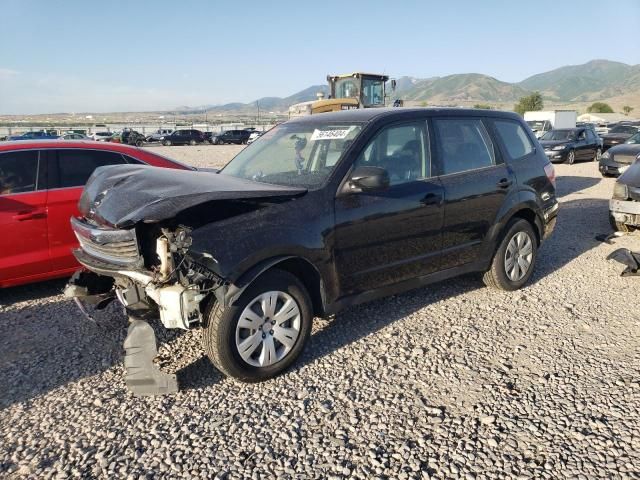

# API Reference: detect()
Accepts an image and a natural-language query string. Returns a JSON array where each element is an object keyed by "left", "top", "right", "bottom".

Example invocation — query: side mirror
[{"left": 348, "top": 166, "right": 390, "bottom": 192}]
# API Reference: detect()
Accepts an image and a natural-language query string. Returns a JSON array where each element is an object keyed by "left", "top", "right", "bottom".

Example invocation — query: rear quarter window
[
  {"left": 493, "top": 120, "right": 534, "bottom": 160},
  {"left": 53, "top": 150, "right": 126, "bottom": 188}
]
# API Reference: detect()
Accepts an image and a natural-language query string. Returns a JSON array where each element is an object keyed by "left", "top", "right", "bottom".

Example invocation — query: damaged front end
[
  {"left": 66, "top": 217, "right": 226, "bottom": 396},
  {"left": 65, "top": 164, "right": 306, "bottom": 395}
]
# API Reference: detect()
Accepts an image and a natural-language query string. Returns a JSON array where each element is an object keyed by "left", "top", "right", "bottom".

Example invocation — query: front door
[
  {"left": 334, "top": 121, "right": 444, "bottom": 296},
  {"left": 0, "top": 150, "right": 50, "bottom": 285},
  {"left": 431, "top": 117, "right": 515, "bottom": 269}
]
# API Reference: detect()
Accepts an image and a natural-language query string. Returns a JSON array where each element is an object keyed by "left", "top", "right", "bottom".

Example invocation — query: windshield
[
  {"left": 526, "top": 120, "right": 547, "bottom": 131},
  {"left": 221, "top": 122, "right": 363, "bottom": 188},
  {"left": 334, "top": 78, "right": 359, "bottom": 99},
  {"left": 609, "top": 125, "right": 637, "bottom": 134},
  {"left": 541, "top": 129, "right": 575, "bottom": 141},
  {"left": 625, "top": 132, "right": 640, "bottom": 144}
]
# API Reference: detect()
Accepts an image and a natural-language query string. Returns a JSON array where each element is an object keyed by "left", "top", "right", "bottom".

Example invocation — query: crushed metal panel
[
  {"left": 123, "top": 319, "right": 178, "bottom": 396},
  {"left": 79, "top": 164, "right": 307, "bottom": 228}
]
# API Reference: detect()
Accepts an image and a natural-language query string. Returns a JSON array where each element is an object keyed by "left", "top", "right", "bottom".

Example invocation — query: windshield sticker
[{"left": 310, "top": 128, "right": 352, "bottom": 141}]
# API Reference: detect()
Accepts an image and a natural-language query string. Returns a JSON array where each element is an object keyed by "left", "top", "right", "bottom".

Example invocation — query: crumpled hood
[{"left": 79, "top": 164, "right": 307, "bottom": 228}]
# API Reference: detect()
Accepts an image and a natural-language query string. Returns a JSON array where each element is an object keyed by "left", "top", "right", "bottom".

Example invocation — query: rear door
[
  {"left": 432, "top": 117, "right": 515, "bottom": 269},
  {"left": 0, "top": 150, "right": 50, "bottom": 284},
  {"left": 46, "top": 149, "right": 128, "bottom": 271}
]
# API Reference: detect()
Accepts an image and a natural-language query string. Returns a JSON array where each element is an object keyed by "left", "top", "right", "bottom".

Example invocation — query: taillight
[{"left": 544, "top": 163, "right": 556, "bottom": 188}]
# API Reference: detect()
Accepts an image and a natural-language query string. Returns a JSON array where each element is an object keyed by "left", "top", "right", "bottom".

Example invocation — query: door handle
[
  {"left": 12, "top": 209, "right": 47, "bottom": 221},
  {"left": 496, "top": 178, "right": 513, "bottom": 189}
]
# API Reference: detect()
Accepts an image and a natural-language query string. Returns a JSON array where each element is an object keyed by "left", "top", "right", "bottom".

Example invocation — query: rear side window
[
  {"left": 433, "top": 118, "right": 495, "bottom": 175},
  {"left": 54, "top": 150, "right": 126, "bottom": 188},
  {"left": 494, "top": 120, "right": 534, "bottom": 160},
  {"left": 0, "top": 151, "right": 39, "bottom": 195}
]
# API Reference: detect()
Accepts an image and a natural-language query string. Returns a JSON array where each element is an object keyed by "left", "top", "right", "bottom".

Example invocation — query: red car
[{"left": 0, "top": 141, "right": 192, "bottom": 288}]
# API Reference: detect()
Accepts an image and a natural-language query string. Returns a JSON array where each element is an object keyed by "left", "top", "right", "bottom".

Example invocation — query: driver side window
[{"left": 353, "top": 122, "right": 430, "bottom": 186}]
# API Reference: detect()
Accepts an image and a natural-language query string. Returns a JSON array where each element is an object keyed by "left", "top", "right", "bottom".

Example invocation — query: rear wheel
[
  {"left": 162, "top": 139, "right": 171, "bottom": 146},
  {"left": 594, "top": 148, "right": 602, "bottom": 162},
  {"left": 483, "top": 219, "right": 538, "bottom": 291},
  {"left": 202, "top": 269, "right": 313, "bottom": 382},
  {"left": 566, "top": 149, "right": 576, "bottom": 165}
]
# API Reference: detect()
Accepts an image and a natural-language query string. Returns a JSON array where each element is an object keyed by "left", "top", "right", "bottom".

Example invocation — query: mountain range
[{"left": 183, "top": 60, "right": 639, "bottom": 115}]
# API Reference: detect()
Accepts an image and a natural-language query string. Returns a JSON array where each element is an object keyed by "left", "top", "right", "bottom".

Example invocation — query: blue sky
[{"left": 1, "top": 0, "right": 638, "bottom": 114}]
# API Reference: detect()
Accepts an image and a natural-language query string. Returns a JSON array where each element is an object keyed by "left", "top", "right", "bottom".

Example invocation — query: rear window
[
  {"left": 54, "top": 150, "right": 126, "bottom": 188},
  {"left": 433, "top": 118, "right": 495, "bottom": 175},
  {"left": 0, "top": 151, "right": 39, "bottom": 195},
  {"left": 494, "top": 120, "right": 534, "bottom": 160}
]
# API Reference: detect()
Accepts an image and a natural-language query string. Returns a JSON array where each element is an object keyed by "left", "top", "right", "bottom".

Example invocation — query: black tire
[
  {"left": 566, "top": 149, "right": 576, "bottom": 165},
  {"left": 162, "top": 140, "right": 171, "bottom": 146},
  {"left": 483, "top": 218, "right": 538, "bottom": 291},
  {"left": 594, "top": 148, "right": 601, "bottom": 162},
  {"left": 202, "top": 269, "right": 313, "bottom": 382},
  {"left": 189, "top": 139, "right": 197, "bottom": 146}
]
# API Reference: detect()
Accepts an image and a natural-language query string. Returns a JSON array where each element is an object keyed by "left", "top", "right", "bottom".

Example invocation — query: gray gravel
[{"left": 1, "top": 152, "right": 640, "bottom": 479}]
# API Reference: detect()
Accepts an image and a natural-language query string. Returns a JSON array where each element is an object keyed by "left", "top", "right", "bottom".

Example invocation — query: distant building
[{"left": 577, "top": 113, "right": 638, "bottom": 124}]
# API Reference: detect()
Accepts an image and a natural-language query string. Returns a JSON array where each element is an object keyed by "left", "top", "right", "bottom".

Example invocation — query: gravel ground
[{"left": 1, "top": 150, "right": 640, "bottom": 479}]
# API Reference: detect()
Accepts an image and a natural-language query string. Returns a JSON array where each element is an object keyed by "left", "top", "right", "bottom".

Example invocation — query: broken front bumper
[{"left": 610, "top": 199, "right": 640, "bottom": 227}]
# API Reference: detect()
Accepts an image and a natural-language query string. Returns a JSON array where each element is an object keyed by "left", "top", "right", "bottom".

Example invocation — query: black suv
[
  {"left": 68, "top": 108, "right": 558, "bottom": 394},
  {"left": 161, "top": 129, "right": 206, "bottom": 146},
  {"left": 601, "top": 124, "right": 640, "bottom": 151},
  {"left": 211, "top": 129, "right": 252, "bottom": 145},
  {"left": 539, "top": 127, "right": 602, "bottom": 164}
]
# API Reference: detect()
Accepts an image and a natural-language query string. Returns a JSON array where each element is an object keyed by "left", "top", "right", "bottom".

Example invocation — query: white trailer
[{"left": 524, "top": 110, "right": 577, "bottom": 138}]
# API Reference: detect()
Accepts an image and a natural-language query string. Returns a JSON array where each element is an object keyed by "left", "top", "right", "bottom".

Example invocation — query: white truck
[{"left": 524, "top": 110, "right": 577, "bottom": 138}]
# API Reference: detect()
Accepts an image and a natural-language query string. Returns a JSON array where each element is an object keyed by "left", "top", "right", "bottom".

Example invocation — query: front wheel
[
  {"left": 189, "top": 139, "right": 197, "bottom": 146},
  {"left": 566, "top": 149, "right": 576, "bottom": 165},
  {"left": 483, "top": 219, "right": 538, "bottom": 291},
  {"left": 162, "top": 140, "right": 171, "bottom": 146},
  {"left": 202, "top": 269, "right": 313, "bottom": 382}
]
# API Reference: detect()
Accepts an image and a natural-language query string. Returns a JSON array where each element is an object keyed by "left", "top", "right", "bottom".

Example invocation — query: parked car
[
  {"left": 599, "top": 131, "right": 640, "bottom": 177},
  {"left": 210, "top": 129, "right": 252, "bottom": 145},
  {"left": 61, "top": 133, "right": 90, "bottom": 140},
  {"left": 247, "top": 131, "right": 264, "bottom": 144},
  {"left": 539, "top": 127, "right": 602, "bottom": 164},
  {"left": 89, "top": 132, "right": 114, "bottom": 142},
  {"left": 609, "top": 160, "right": 640, "bottom": 232},
  {"left": 146, "top": 128, "right": 174, "bottom": 143},
  {"left": 8, "top": 131, "right": 60, "bottom": 141},
  {"left": 121, "top": 129, "right": 146, "bottom": 147},
  {"left": 67, "top": 108, "right": 558, "bottom": 393},
  {"left": 161, "top": 129, "right": 206, "bottom": 146},
  {"left": 0, "top": 141, "right": 192, "bottom": 288},
  {"left": 601, "top": 124, "right": 640, "bottom": 151}
]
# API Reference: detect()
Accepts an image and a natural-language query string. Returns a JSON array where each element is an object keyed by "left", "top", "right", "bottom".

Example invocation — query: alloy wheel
[
  {"left": 504, "top": 231, "right": 533, "bottom": 282},
  {"left": 235, "top": 291, "right": 301, "bottom": 367}
]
